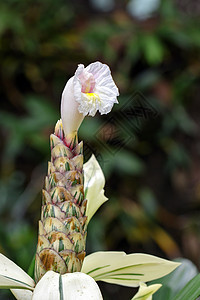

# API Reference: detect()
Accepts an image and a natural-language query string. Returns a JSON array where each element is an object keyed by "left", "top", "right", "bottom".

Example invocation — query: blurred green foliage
[
  {"left": 0, "top": 0, "right": 200, "bottom": 299},
  {"left": 151, "top": 258, "right": 198, "bottom": 299}
]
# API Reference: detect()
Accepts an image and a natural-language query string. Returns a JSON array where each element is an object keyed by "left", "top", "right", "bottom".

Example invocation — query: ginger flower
[
  {"left": 74, "top": 62, "right": 119, "bottom": 116},
  {"left": 0, "top": 62, "right": 180, "bottom": 299},
  {"left": 61, "top": 61, "right": 119, "bottom": 135}
]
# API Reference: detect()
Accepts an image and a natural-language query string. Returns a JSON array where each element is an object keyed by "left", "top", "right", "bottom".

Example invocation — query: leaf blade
[
  {"left": 0, "top": 254, "right": 35, "bottom": 290},
  {"left": 173, "top": 273, "right": 200, "bottom": 300},
  {"left": 132, "top": 283, "right": 162, "bottom": 300},
  {"left": 81, "top": 251, "right": 180, "bottom": 287},
  {"left": 11, "top": 289, "right": 33, "bottom": 300}
]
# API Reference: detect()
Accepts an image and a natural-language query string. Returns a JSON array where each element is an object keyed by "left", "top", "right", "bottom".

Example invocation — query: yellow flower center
[{"left": 85, "top": 93, "right": 101, "bottom": 103}]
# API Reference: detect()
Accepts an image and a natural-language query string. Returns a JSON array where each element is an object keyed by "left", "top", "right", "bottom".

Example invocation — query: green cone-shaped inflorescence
[{"left": 34, "top": 120, "right": 87, "bottom": 283}]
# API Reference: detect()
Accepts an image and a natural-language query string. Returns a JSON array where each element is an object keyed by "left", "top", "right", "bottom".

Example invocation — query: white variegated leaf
[
  {"left": 0, "top": 254, "right": 35, "bottom": 290},
  {"left": 84, "top": 155, "right": 108, "bottom": 223},
  {"left": 61, "top": 272, "right": 103, "bottom": 299},
  {"left": 11, "top": 289, "right": 33, "bottom": 300},
  {"left": 132, "top": 282, "right": 162, "bottom": 300},
  {"left": 32, "top": 271, "right": 103, "bottom": 300},
  {"left": 32, "top": 271, "right": 60, "bottom": 300},
  {"left": 81, "top": 251, "right": 180, "bottom": 287}
]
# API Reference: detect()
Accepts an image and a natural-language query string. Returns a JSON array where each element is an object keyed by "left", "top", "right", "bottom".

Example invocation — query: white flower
[
  {"left": 61, "top": 61, "right": 119, "bottom": 135},
  {"left": 73, "top": 62, "right": 119, "bottom": 116}
]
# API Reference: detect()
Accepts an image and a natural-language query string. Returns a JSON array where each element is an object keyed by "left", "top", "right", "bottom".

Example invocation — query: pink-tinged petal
[
  {"left": 86, "top": 62, "right": 119, "bottom": 96},
  {"left": 85, "top": 61, "right": 110, "bottom": 81},
  {"left": 79, "top": 70, "right": 95, "bottom": 93},
  {"left": 74, "top": 61, "right": 119, "bottom": 116},
  {"left": 61, "top": 61, "right": 119, "bottom": 135}
]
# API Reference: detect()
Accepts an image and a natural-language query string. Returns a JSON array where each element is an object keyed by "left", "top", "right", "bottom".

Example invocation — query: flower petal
[
  {"left": 131, "top": 282, "right": 162, "bottom": 300},
  {"left": 11, "top": 289, "right": 33, "bottom": 300},
  {"left": 86, "top": 62, "right": 119, "bottom": 97},
  {"left": 81, "top": 251, "right": 180, "bottom": 287},
  {"left": 74, "top": 61, "right": 119, "bottom": 116},
  {"left": 84, "top": 155, "right": 108, "bottom": 223},
  {"left": 0, "top": 254, "right": 34, "bottom": 290},
  {"left": 61, "top": 62, "right": 118, "bottom": 134},
  {"left": 61, "top": 76, "right": 84, "bottom": 135},
  {"left": 32, "top": 271, "right": 103, "bottom": 300}
]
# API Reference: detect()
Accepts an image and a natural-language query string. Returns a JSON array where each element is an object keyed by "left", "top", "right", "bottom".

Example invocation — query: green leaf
[
  {"left": 140, "top": 35, "right": 164, "bottom": 65},
  {"left": 173, "top": 273, "right": 200, "bottom": 300},
  {"left": 84, "top": 155, "right": 108, "bottom": 223},
  {"left": 27, "top": 254, "right": 35, "bottom": 280},
  {"left": 0, "top": 275, "right": 33, "bottom": 290},
  {"left": 151, "top": 258, "right": 198, "bottom": 300},
  {"left": 81, "top": 251, "right": 180, "bottom": 287},
  {"left": 102, "top": 150, "right": 144, "bottom": 177}
]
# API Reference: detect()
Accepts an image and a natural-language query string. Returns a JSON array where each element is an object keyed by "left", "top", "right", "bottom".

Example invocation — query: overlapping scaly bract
[{"left": 35, "top": 120, "right": 87, "bottom": 283}]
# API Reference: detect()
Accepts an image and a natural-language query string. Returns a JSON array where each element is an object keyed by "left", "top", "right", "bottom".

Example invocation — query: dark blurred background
[{"left": 0, "top": 0, "right": 200, "bottom": 299}]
